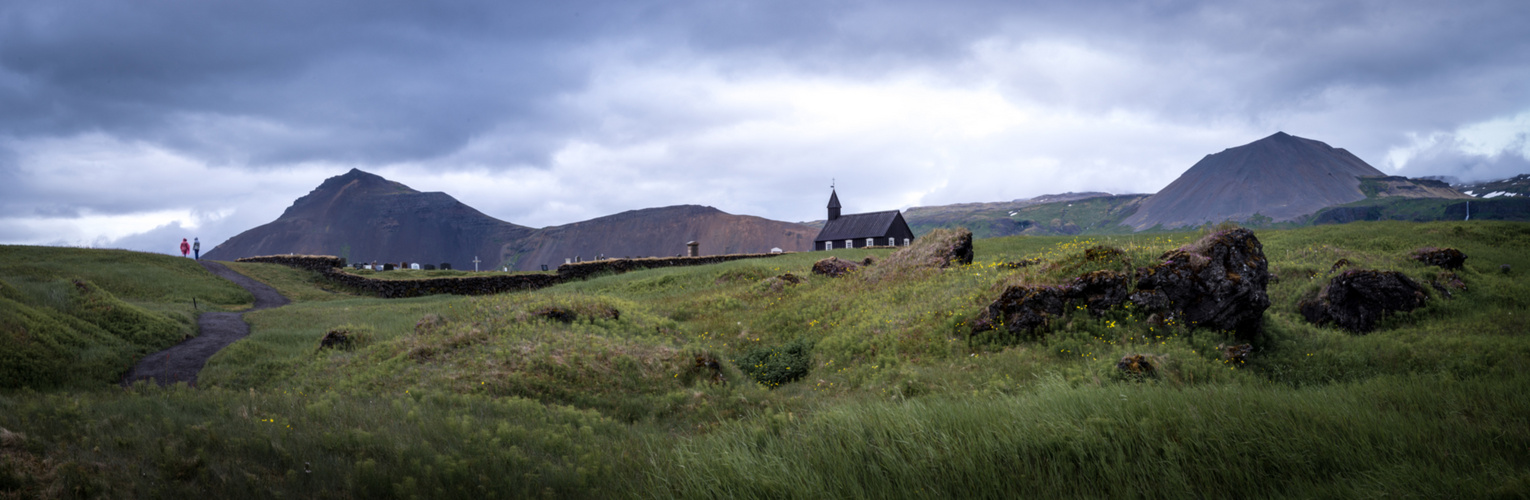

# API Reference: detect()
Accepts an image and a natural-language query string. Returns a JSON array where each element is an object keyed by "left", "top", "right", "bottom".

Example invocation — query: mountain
[
  {"left": 1123, "top": 132, "right": 1389, "bottom": 230},
  {"left": 203, "top": 169, "right": 531, "bottom": 268},
  {"left": 205, "top": 169, "right": 817, "bottom": 271}
]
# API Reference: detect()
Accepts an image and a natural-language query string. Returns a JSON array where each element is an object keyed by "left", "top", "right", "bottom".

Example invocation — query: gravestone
[
  {"left": 440, "top": 262, "right": 452, "bottom": 270},
  {"left": 382, "top": 263, "right": 395, "bottom": 271},
  {"left": 687, "top": 241, "right": 699, "bottom": 257},
  {"left": 423, "top": 264, "right": 437, "bottom": 270},
  {"left": 411, "top": 263, "right": 421, "bottom": 270}
]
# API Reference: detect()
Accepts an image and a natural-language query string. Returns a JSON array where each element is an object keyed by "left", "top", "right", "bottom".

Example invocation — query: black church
[{"left": 813, "top": 189, "right": 916, "bottom": 251}]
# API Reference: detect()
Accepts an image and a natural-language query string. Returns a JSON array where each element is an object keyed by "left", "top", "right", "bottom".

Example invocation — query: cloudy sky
[{"left": 3, "top": 0, "right": 1528, "bottom": 254}]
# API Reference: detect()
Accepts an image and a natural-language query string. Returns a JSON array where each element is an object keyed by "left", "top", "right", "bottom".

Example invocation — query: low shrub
[{"left": 735, "top": 338, "right": 813, "bottom": 388}]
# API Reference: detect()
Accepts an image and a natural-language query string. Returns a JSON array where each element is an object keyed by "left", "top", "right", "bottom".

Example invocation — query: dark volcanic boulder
[
  {"left": 812, "top": 257, "right": 861, "bottom": 277},
  {"left": 971, "top": 285, "right": 1071, "bottom": 337},
  {"left": 1134, "top": 228, "right": 1271, "bottom": 340},
  {"left": 1115, "top": 354, "right": 1155, "bottom": 377},
  {"left": 318, "top": 329, "right": 352, "bottom": 350},
  {"left": 948, "top": 231, "right": 975, "bottom": 266},
  {"left": 1411, "top": 247, "right": 1466, "bottom": 270},
  {"left": 1068, "top": 270, "right": 1129, "bottom": 314},
  {"left": 1299, "top": 270, "right": 1427, "bottom": 333}
]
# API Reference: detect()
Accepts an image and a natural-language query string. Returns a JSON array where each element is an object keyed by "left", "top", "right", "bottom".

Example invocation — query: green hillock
[
  {"left": 0, "top": 246, "right": 253, "bottom": 389},
  {"left": 3, "top": 222, "right": 1530, "bottom": 497}
]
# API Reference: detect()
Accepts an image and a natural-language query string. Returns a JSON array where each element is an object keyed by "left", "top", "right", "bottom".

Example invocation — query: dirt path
[{"left": 121, "top": 261, "right": 290, "bottom": 387}]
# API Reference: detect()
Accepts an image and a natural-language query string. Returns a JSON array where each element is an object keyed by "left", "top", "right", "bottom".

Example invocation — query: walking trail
[{"left": 121, "top": 261, "right": 290, "bottom": 387}]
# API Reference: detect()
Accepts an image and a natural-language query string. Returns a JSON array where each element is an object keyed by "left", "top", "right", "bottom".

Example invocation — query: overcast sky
[{"left": 3, "top": 0, "right": 1528, "bottom": 254}]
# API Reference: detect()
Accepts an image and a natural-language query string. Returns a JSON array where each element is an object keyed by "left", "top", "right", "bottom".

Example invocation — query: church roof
[
  {"left": 815, "top": 210, "right": 904, "bottom": 242},
  {"left": 827, "top": 190, "right": 841, "bottom": 209}
]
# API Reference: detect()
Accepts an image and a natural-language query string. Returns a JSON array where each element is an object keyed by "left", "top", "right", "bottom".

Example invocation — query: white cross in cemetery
[{"left": 473, "top": 256, "right": 481, "bottom": 272}]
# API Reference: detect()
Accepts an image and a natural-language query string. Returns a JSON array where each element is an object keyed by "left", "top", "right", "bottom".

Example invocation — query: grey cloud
[
  {"left": 1398, "top": 134, "right": 1530, "bottom": 183},
  {"left": 5, "top": 0, "right": 1528, "bottom": 169}
]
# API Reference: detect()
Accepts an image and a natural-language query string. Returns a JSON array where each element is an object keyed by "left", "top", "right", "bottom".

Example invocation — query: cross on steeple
[{"left": 473, "top": 256, "right": 481, "bottom": 272}]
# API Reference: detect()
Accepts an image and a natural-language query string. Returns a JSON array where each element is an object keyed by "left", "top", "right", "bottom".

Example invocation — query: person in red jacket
[{"left": 180, "top": 238, "right": 190, "bottom": 258}]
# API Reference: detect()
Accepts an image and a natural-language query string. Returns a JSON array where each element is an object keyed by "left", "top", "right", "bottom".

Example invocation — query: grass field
[{"left": 3, "top": 221, "right": 1529, "bottom": 497}]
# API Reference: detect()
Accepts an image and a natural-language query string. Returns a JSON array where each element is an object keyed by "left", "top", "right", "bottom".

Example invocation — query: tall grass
[{"left": 638, "top": 374, "right": 1530, "bottom": 498}]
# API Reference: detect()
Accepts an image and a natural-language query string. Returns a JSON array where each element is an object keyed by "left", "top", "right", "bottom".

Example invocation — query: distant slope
[
  {"left": 1457, "top": 174, "right": 1530, "bottom": 198},
  {"left": 1358, "top": 176, "right": 1472, "bottom": 200},
  {"left": 900, "top": 192, "right": 1126, "bottom": 239},
  {"left": 1124, "top": 132, "right": 1386, "bottom": 230},
  {"left": 1311, "top": 196, "right": 1530, "bottom": 225},
  {"left": 504, "top": 205, "right": 816, "bottom": 271},
  {"left": 206, "top": 169, "right": 816, "bottom": 271}
]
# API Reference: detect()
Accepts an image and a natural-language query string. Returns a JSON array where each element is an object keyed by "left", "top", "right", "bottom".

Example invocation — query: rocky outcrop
[
  {"left": 878, "top": 228, "right": 973, "bottom": 270},
  {"left": 1298, "top": 270, "right": 1428, "bottom": 333},
  {"left": 1116, "top": 354, "right": 1156, "bottom": 377},
  {"left": 1071, "top": 270, "right": 1130, "bottom": 314},
  {"left": 971, "top": 270, "right": 1132, "bottom": 338},
  {"left": 759, "top": 273, "right": 804, "bottom": 293},
  {"left": 971, "top": 285, "right": 1072, "bottom": 338},
  {"left": 1131, "top": 228, "right": 1271, "bottom": 340},
  {"left": 1411, "top": 247, "right": 1466, "bottom": 270},
  {"left": 812, "top": 257, "right": 862, "bottom": 277}
]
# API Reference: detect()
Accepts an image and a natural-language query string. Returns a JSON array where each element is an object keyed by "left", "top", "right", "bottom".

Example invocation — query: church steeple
[{"left": 827, "top": 188, "right": 842, "bottom": 221}]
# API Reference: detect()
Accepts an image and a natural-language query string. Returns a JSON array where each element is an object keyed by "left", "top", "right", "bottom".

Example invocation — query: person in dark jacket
[
  {"left": 193, "top": 238, "right": 201, "bottom": 260},
  {"left": 179, "top": 238, "right": 190, "bottom": 257}
]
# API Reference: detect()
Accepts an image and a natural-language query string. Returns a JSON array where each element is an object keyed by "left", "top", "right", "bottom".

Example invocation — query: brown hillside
[
  {"left": 206, "top": 170, "right": 816, "bottom": 271},
  {"left": 505, "top": 205, "right": 815, "bottom": 271},
  {"left": 1124, "top": 132, "right": 1386, "bottom": 230}
]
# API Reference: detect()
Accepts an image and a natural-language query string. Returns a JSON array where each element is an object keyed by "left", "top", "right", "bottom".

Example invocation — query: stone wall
[
  {"left": 319, "top": 271, "right": 561, "bottom": 299},
  {"left": 237, "top": 252, "right": 787, "bottom": 298},
  {"left": 235, "top": 255, "right": 347, "bottom": 273},
  {"left": 555, "top": 253, "right": 785, "bottom": 281}
]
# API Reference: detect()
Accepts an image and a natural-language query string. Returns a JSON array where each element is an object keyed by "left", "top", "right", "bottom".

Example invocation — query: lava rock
[
  {"left": 694, "top": 355, "right": 726, "bottom": 384},
  {"left": 971, "top": 285, "right": 1071, "bottom": 337},
  {"left": 1298, "top": 270, "right": 1427, "bottom": 334},
  {"left": 1219, "top": 343, "right": 1252, "bottom": 365},
  {"left": 1067, "top": 270, "right": 1129, "bottom": 315},
  {"left": 318, "top": 329, "right": 352, "bottom": 350},
  {"left": 1411, "top": 247, "right": 1466, "bottom": 270},
  {"left": 1115, "top": 354, "right": 1155, "bottom": 377},
  {"left": 812, "top": 256, "right": 862, "bottom": 277},
  {"left": 534, "top": 306, "right": 578, "bottom": 323},
  {"left": 1134, "top": 228, "right": 1271, "bottom": 340},
  {"left": 760, "top": 273, "right": 805, "bottom": 293},
  {"left": 1000, "top": 258, "right": 1043, "bottom": 269},
  {"left": 941, "top": 230, "right": 975, "bottom": 267},
  {"left": 1429, "top": 271, "right": 1467, "bottom": 299}
]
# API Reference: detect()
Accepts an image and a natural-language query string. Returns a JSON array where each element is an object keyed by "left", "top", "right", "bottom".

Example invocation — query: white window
[
  {"left": 844, "top": 239, "right": 853, "bottom": 249},
  {"left": 825, "top": 241, "right": 832, "bottom": 250},
  {"left": 904, "top": 238, "right": 911, "bottom": 246},
  {"left": 866, "top": 238, "right": 873, "bottom": 247}
]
